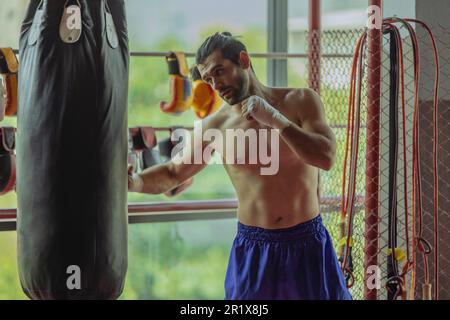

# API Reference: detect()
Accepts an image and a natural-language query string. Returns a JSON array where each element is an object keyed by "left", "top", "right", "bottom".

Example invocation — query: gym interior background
[{"left": 0, "top": 0, "right": 448, "bottom": 300}]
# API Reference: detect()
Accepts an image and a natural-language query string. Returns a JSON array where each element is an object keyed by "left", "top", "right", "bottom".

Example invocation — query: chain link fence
[{"left": 306, "top": 25, "right": 449, "bottom": 300}]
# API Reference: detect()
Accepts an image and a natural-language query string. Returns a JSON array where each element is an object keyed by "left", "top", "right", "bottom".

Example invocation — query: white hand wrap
[
  {"left": 244, "top": 95, "right": 291, "bottom": 131},
  {"left": 129, "top": 173, "right": 144, "bottom": 193}
]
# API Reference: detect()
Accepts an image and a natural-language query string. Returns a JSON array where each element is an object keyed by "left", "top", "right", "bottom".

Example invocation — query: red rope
[
  {"left": 383, "top": 17, "right": 440, "bottom": 299},
  {"left": 345, "top": 18, "right": 440, "bottom": 299},
  {"left": 341, "top": 31, "right": 367, "bottom": 286},
  {"left": 406, "top": 19, "right": 440, "bottom": 300}
]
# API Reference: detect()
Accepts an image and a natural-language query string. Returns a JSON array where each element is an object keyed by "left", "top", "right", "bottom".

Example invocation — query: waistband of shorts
[{"left": 237, "top": 215, "right": 324, "bottom": 242}]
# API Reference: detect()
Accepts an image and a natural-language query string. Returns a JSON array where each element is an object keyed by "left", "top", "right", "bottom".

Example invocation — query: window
[{"left": 122, "top": 219, "right": 236, "bottom": 299}]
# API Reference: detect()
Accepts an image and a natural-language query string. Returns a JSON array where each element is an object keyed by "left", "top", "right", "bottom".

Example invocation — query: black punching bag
[{"left": 17, "top": 0, "right": 128, "bottom": 299}]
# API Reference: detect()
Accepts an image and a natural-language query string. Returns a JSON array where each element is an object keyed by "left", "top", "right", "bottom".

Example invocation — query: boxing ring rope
[
  {"left": 136, "top": 125, "right": 367, "bottom": 132},
  {"left": 11, "top": 49, "right": 352, "bottom": 60},
  {"left": 0, "top": 195, "right": 365, "bottom": 233},
  {"left": 131, "top": 52, "right": 353, "bottom": 59}
]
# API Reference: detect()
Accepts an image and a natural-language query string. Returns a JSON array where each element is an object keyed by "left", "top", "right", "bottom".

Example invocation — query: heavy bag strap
[
  {"left": 0, "top": 48, "right": 19, "bottom": 74},
  {"left": 0, "top": 127, "right": 16, "bottom": 152},
  {"left": 105, "top": 0, "right": 118, "bottom": 49},
  {"left": 28, "top": 0, "right": 44, "bottom": 46}
]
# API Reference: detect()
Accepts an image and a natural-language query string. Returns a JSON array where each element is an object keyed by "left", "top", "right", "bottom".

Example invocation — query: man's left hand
[{"left": 241, "top": 95, "right": 291, "bottom": 131}]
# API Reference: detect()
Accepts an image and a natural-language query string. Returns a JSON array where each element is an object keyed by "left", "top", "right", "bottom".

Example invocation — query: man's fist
[{"left": 241, "top": 95, "right": 291, "bottom": 131}]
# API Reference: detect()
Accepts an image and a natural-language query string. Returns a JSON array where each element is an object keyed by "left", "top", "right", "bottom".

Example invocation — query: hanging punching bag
[{"left": 17, "top": 0, "right": 129, "bottom": 300}]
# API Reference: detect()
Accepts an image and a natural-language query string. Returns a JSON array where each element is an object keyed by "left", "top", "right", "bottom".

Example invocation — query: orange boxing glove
[
  {"left": 0, "top": 48, "right": 19, "bottom": 117},
  {"left": 191, "top": 79, "right": 223, "bottom": 119},
  {"left": 190, "top": 66, "right": 222, "bottom": 119},
  {"left": 160, "top": 52, "right": 193, "bottom": 114}
]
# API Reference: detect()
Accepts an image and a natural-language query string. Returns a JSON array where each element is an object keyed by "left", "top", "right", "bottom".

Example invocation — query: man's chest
[{"left": 213, "top": 114, "right": 299, "bottom": 167}]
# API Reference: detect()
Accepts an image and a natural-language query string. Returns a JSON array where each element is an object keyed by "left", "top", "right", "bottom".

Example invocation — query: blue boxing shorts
[{"left": 224, "top": 215, "right": 352, "bottom": 300}]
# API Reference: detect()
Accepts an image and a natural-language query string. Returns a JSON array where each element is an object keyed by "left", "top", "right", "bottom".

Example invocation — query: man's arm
[
  {"left": 280, "top": 89, "right": 336, "bottom": 171},
  {"left": 129, "top": 111, "right": 224, "bottom": 194}
]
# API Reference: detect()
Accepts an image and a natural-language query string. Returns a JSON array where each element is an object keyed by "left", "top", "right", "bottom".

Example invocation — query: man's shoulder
[
  {"left": 280, "top": 87, "right": 322, "bottom": 116},
  {"left": 270, "top": 87, "right": 323, "bottom": 126},
  {"left": 281, "top": 87, "right": 319, "bottom": 104}
]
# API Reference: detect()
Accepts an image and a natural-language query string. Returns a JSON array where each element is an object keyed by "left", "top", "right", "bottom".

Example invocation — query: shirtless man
[{"left": 129, "top": 32, "right": 351, "bottom": 300}]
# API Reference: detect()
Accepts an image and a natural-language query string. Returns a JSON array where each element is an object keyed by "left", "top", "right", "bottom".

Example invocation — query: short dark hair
[{"left": 196, "top": 31, "right": 249, "bottom": 68}]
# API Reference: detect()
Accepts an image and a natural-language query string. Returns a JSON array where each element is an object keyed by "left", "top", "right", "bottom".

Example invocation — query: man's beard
[{"left": 223, "top": 76, "right": 247, "bottom": 105}]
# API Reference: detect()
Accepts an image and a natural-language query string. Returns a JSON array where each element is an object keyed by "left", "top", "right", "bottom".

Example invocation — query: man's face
[{"left": 197, "top": 50, "right": 249, "bottom": 105}]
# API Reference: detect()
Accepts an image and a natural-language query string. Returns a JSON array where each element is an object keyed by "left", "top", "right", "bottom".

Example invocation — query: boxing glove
[
  {"left": 128, "top": 127, "right": 157, "bottom": 151},
  {"left": 0, "top": 48, "right": 19, "bottom": 117},
  {"left": 0, "top": 127, "right": 16, "bottom": 195},
  {"left": 160, "top": 52, "right": 193, "bottom": 114}
]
